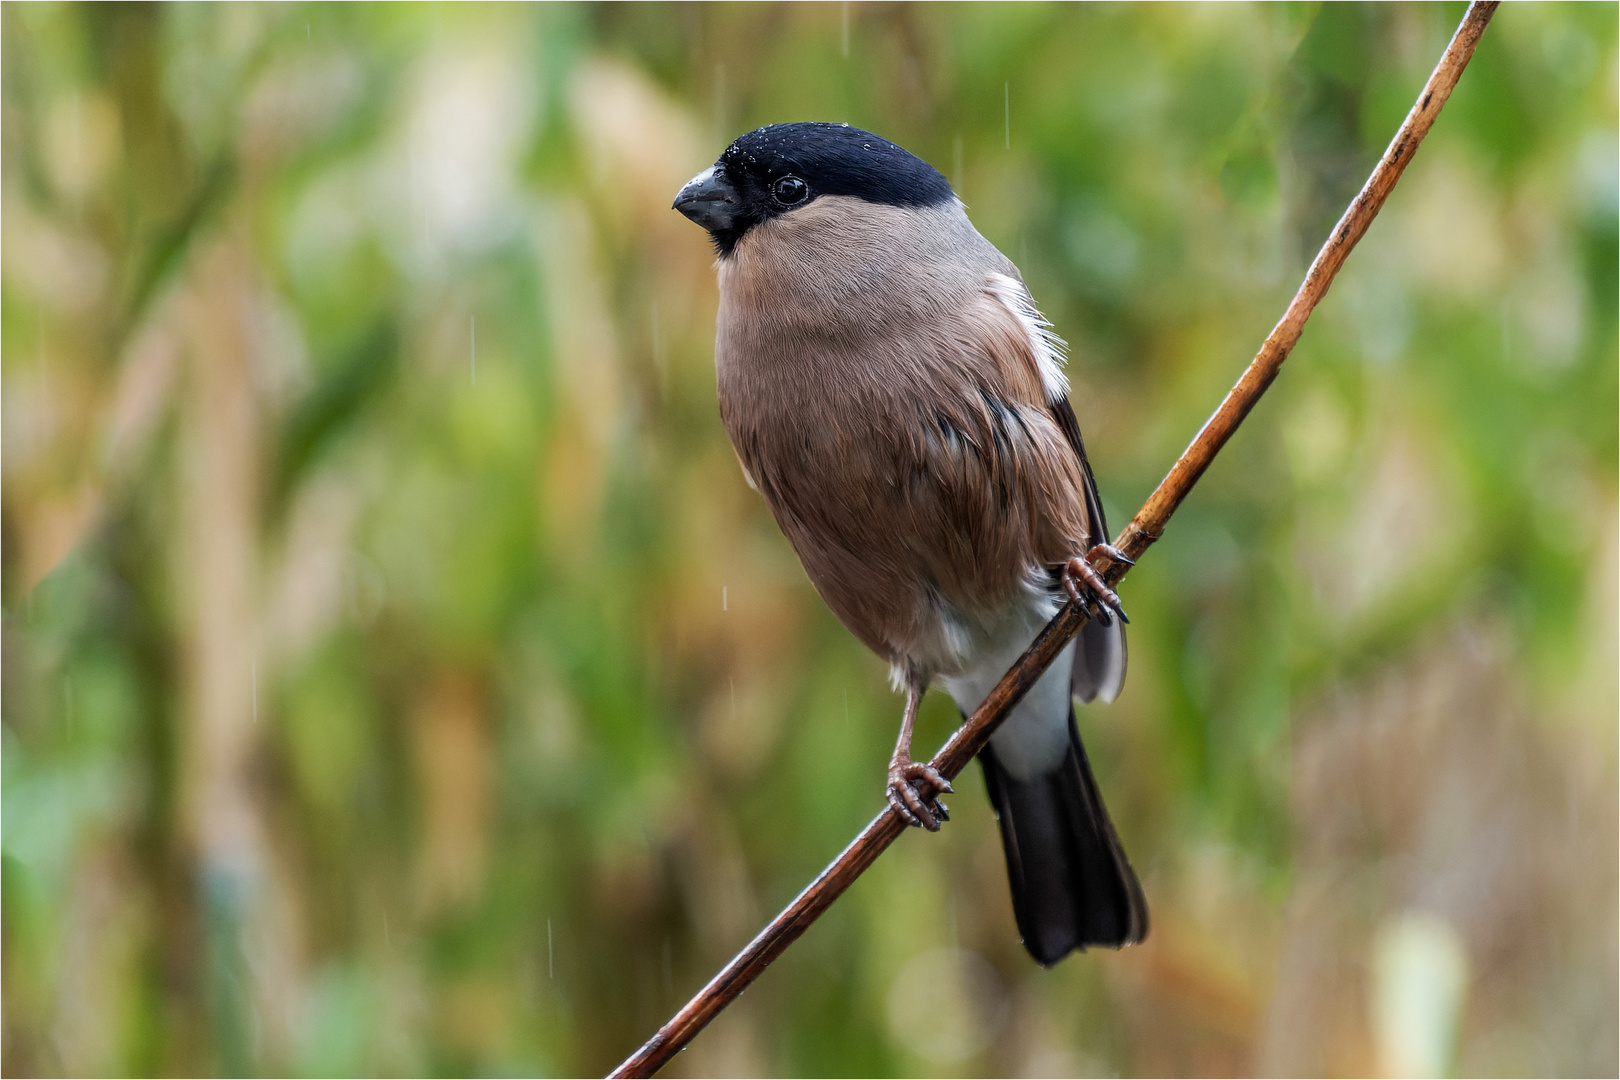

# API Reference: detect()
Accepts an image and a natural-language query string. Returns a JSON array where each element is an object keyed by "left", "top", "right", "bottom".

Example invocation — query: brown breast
[{"left": 714, "top": 197, "right": 1091, "bottom": 680}]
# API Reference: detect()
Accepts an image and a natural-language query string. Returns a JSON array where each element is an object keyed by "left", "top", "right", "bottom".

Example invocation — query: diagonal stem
[{"left": 609, "top": 3, "right": 1500, "bottom": 1076}]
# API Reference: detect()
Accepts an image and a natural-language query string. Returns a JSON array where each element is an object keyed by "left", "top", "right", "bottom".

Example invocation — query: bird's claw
[
  {"left": 1092, "top": 543, "right": 1135, "bottom": 568},
  {"left": 887, "top": 760, "right": 953, "bottom": 831},
  {"left": 1064, "top": 545, "right": 1130, "bottom": 626}
]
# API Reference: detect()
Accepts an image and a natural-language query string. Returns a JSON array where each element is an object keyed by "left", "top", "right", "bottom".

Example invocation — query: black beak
[{"left": 673, "top": 166, "right": 739, "bottom": 234}]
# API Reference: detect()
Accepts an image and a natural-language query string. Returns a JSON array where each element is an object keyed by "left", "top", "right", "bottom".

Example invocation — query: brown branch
[{"left": 609, "top": 4, "right": 1499, "bottom": 1076}]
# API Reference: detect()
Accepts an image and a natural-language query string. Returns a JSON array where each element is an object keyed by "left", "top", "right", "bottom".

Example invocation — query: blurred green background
[{"left": 3, "top": 3, "right": 1615, "bottom": 1076}]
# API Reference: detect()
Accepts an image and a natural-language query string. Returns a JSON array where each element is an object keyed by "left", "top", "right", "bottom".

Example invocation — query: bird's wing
[
  {"left": 1053, "top": 393, "right": 1128, "bottom": 704},
  {"left": 1050, "top": 394, "right": 1112, "bottom": 553},
  {"left": 980, "top": 271, "right": 1127, "bottom": 705}
]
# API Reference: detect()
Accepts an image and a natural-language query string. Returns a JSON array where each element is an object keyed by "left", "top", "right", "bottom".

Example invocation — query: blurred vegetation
[{"left": 2, "top": 3, "right": 1615, "bottom": 1077}]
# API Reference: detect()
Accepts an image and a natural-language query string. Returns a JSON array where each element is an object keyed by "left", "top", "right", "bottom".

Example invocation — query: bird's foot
[
  {"left": 1063, "top": 544, "right": 1132, "bottom": 626},
  {"left": 887, "top": 758, "right": 953, "bottom": 831}
]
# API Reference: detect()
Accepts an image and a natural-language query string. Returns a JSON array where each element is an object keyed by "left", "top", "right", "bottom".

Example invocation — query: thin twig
[{"left": 609, "top": 4, "right": 1499, "bottom": 1076}]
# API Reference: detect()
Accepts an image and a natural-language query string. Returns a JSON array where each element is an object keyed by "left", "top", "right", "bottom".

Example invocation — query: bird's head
[{"left": 672, "top": 122, "right": 954, "bottom": 256}]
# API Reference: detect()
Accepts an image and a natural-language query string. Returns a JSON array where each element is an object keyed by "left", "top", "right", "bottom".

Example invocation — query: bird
[{"left": 673, "top": 122, "right": 1147, "bottom": 964}]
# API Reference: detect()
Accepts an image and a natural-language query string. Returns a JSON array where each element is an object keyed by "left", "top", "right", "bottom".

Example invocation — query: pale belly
[{"left": 936, "top": 591, "right": 1075, "bottom": 781}]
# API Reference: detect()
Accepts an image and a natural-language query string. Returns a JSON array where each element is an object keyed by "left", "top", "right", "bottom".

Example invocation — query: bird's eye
[{"left": 772, "top": 176, "right": 809, "bottom": 205}]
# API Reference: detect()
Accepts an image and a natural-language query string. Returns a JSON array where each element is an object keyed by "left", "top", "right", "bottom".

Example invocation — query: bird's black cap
[{"left": 673, "top": 123, "right": 955, "bottom": 256}]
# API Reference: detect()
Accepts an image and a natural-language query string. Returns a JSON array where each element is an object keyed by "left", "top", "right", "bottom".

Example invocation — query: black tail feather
[{"left": 979, "top": 707, "right": 1147, "bottom": 965}]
